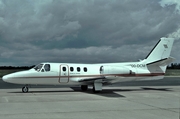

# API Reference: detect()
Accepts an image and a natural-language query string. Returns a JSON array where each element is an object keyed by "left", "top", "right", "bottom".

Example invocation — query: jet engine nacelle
[{"left": 100, "top": 66, "right": 131, "bottom": 75}]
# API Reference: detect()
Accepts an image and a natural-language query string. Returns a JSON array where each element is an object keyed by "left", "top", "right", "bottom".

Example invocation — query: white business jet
[{"left": 2, "top": 37, "right": 175, "bottom": 93}]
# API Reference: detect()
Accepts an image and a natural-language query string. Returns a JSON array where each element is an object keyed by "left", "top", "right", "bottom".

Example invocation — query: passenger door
[{"left": 59, "top": 64, "right": 69, "bottom": 83}]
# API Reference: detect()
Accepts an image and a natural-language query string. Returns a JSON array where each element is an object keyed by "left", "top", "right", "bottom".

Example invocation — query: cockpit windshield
[
  {"left": 34, "top": 63, "right": 50, "bottom": 72},
  {"left": 34, "top": 64, "right": 43, "bottom": 71}
]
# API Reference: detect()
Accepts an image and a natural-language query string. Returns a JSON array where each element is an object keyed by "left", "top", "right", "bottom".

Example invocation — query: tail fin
[
  {"left": 144, "top": 37, "right": 175, "bottom": 73},
  {"left": 144, "top": 37, "right": 174, "bottom": 63}
]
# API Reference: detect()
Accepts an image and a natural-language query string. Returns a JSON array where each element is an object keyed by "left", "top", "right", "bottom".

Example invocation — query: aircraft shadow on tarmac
[
  {"left": 140, "top": 87, "right": 172, "bottom": 91},
  {"left": 74, "top": 87, "right": 173, "bottom": 98},
  {"left": 8, "top": 87, "right": 125, "bottom": 98},
  {"left": 8, "top": 87, "right": 173, "bottom": 98}
]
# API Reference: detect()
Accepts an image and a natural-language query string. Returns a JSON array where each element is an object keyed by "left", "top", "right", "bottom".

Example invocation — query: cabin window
[
  {"left": 77, "top": 67, "right": 80, "bottom": 72},
  {"left": 84, "top": 67, "right": 87, "bottom": 72},
  {"left": 63, "top": 67, "right": 66, "bottom": 71},
  {"left": 70, "top": 67, "right": 74, "bottom": 72},
  {"left": 44, "top": 64, "right": 50, "bottom": 71}
]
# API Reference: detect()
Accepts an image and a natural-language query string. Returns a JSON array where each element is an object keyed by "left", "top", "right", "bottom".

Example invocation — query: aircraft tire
[
  {"left": 22, "top": 86, "right": 29, "bottom": 93},
  {"left": 81, "top": 85, "right": 88, "bottom": 91}
]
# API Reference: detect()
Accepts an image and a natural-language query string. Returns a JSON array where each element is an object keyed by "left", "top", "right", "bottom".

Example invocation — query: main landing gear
[
  {"left": 22, "top": 85, "right": 29, "bottom": 93},
  {"left": 93, "top": 80, "right": 102, "bottom": 93},
  {"left": 81, "top": 80, "right": 103, "bottom": 93},
  {"left": 81, "top": 85, "right": 88, "bottom": 91},
  {"left": 80, "top": 85, "right": 99, "bottom": 93}
]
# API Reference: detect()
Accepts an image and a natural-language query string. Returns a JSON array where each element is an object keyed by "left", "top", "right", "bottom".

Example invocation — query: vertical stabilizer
[
  {"left": 145, "top": 37, "right": 174, "bottom": 63},
  {"left": 144, "top": 37, "right": 174, "bottom": 74}
]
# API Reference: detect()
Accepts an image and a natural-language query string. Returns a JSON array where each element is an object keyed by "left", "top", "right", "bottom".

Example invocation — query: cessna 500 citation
[{"left": 2, "top": 37, "right": 175, "bottom": 93}]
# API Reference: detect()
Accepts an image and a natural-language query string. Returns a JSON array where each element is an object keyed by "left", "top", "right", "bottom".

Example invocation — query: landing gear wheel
[
  {"left": 81, "top": 85, "right": 88, "bottom": 91},
  {"left": 22, "top": 86, "right": 29, "bottom": 93}
]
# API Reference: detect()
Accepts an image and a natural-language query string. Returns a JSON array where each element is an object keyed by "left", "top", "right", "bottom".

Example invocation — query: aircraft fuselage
[{"left": 2, "top": 62, "right": 164, "bottom": 85}]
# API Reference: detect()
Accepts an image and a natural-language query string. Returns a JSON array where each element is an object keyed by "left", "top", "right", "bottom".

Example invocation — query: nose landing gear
[{"left": 22, "top": 85, "right": 29, "bottom": 93}]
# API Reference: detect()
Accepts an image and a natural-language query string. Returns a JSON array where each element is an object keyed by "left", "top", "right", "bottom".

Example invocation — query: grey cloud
[
  {"left": 0, "top": 41, "right": 154, "bottom": 66},
  {"left": 159, "top": 0, "right": 180, "bottom": 40},
  {"left": 0, "top": 0, "right": 81, "bottom": 42},
  {"left": 0, "top": 0, "right": 180, "bottom": 66}
]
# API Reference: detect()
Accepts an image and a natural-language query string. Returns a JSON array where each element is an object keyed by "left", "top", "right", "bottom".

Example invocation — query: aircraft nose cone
[
  {"left": 2, "top": 74, "right": 14, "bottom": 83},
  {"left": 2, "top": 75, "right": 8, "bottom": 82}
]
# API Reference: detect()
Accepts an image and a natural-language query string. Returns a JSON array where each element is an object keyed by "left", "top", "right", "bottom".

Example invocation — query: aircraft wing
[
  {"left": 78, "top": 77, "right": 105, "bottom": 82},
  {"left": 78, "top": 76, "right": 125, "bottom": 85}
]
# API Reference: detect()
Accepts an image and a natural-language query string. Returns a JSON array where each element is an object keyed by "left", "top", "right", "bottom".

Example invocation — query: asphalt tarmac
[{"left": 0, "top": 77, "right": 180, "bottom": 119}]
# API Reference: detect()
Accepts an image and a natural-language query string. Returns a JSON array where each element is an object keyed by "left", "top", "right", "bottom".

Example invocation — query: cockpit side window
[
  {"left": 34, "top": 64, "right": 43, "bottom": 71},
  {"left": 44, "top": 64, "right": 50, "bottom": 71}
]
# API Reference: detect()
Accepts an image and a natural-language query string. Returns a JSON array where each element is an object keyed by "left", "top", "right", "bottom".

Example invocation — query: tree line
[
  {"left": 0, "top": 66, "right": 35, "bottom": 70},
  {"left": 167, "top": 63, "right": 180, "bottom": 69}
]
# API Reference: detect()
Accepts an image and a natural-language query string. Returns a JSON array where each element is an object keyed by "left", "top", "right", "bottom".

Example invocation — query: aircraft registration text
[{"left": 130, "top": 64, "right": 146, "bottom": 68}]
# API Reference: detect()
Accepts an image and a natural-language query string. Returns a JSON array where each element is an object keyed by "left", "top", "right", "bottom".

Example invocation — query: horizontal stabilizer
[{"left": 147, "top": 57, "right": 175, "bottom": 66}]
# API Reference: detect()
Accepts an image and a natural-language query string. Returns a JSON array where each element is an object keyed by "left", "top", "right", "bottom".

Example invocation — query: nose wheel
[{"left": 22, "top": 86, "right": 29, "bottom": 93}]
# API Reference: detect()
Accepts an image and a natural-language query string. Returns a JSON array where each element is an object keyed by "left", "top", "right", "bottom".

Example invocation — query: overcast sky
[{"left": 0, "top": 0, "right": 180, "bottom": 66}]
